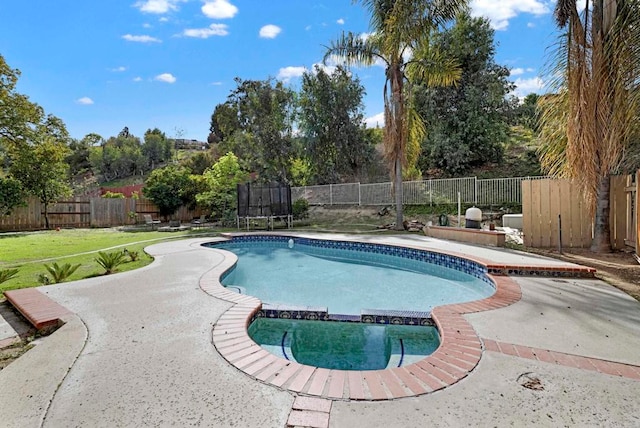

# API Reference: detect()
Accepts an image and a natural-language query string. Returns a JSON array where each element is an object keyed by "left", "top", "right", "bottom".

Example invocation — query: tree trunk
[
  {"left": 590, "top": 174, "right": 611, "bottom": 252},
  {"left": 394, "top": 157, "right": 404, "bottom": 230},
  {"left": 44, "top": 203, "right": 50, "bottom": 230}
]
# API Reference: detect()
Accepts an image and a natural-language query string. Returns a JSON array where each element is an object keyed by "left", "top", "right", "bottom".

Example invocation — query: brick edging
[
  {"left": 202, "top": 244, "right": 524, "bottom": 401},
  {"left": 483, "top": 338, "right": 640, "bottom": 380}
]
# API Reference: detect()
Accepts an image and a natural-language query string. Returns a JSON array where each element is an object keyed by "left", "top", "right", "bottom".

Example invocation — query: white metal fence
[{"left": 291, "top": 176, "right": 549, "bottom": 206}]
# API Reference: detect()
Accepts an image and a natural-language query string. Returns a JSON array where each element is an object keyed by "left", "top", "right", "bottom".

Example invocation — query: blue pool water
[
  {"left": 210, "top": 238, "right": 494, "bottom": 316},
  {"left": 248, "top": 318, "right": 440, "bottom": 370}
]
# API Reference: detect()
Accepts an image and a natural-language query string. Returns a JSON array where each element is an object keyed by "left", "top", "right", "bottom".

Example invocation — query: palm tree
[
  {"left": 324, "top": 0, "right": 465, "bottom": 230},
  {"left": 539, "top": 1, "right": 640, "bottom": 252}
]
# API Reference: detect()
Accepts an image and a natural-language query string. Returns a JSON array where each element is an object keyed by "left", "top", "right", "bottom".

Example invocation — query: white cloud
[
  {"left": 513, "top": 76, "right": 545, "bottom": 96},
  {"left": 202, "top": 0, "right": 238, "bottom": 19},
  {"left": 510, "top": 67, "right": 525, "bottom": 76},
  {"left": 122, "top": 34, "right": 161, "bottom": 43},
  {"left": 470, "top": 0, "right": 550, "bottom": 30},
  {"left": 337, "top": 18, "right": 345, "bottom": 25},
  {"left": 135, "top": 0, "right": 184, "bottom": 14},
  {"left": 143, "top": 23, "right": 152, "bottom": 28},
  {"left": 159, "top": 17, "right": 169, "bottom": 22},
  {"left": 133, "top": 77, "right": 143, "bottom": 82},
  {"left": 277, "top": 66, "right": 307, "bottom": 82},
  {"left": 365, "top": 112, "right": 384, "bottom": 128},
  {"left": 154, "top": 73, "right": 177, "bottom": 83},
  {"left": 312, "top": 62, "right": 337, "bottom": 75},
  {"left": 305, "top": 25, "right": 312, "bottom": 31},
  {"left": 76, "top": 97, "right": 94, "bottom": 105},
  {"left": 183, "top": 24, "right": 229, "bottom": 38},
  {"left": 210, "top": 81, "right": 223, "bottom": 86},
  {"left": 259, "top": 24, "right": 281, "bottom": 39},
  {"left": 110, "top": 66, "right": 127, "bottom": 72},
  {"left": 527, "top": 22, "right": 536, "bottom": 28}
]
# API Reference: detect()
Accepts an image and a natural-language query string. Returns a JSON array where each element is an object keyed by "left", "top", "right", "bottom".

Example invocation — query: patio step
[{"left": 4, "top": 288, "right": 71, "bottom": 331}]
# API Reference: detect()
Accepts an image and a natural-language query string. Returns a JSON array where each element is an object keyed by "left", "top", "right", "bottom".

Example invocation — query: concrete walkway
[{"left": 1, "top": 234, "right": 639, "bottom": 427}]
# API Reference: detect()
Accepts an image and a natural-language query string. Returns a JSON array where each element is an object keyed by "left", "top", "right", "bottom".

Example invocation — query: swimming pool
[
  {"left": 207, "top": 235, "right": 495, "bottom": 317},
  {"left": 206, "top": 235, "right": 496, "bottom": 372}
]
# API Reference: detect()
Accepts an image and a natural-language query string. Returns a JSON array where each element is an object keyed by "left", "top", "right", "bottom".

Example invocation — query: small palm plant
[
  {"left": 95, "top": 251, "right": 127, "bottom": 275},
  {"left": 0, "top": 268, "right": 19, "bottom": 284},
  {"left": 127, "top": 250, "right": 139, "bottom": 262},
  {"left": 44, "top": 262, "right": 81, "bottom": 284}
]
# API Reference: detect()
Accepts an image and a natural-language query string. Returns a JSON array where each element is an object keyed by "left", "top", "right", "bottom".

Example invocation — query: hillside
[{"left": 89, "top": 126, "right": 543, "bottom": 192}]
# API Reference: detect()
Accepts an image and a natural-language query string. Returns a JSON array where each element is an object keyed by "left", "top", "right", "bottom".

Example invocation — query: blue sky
[{"left": 0, "top": 1, "right": 558, "bottom": 141}]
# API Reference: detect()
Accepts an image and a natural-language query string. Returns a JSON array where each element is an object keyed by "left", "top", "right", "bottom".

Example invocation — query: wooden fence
[
  {"left": 0, "top": 197, "right": 202, "bottom": 231},
  {"left": 522, "top": 172, "right": 639, "bottom": 252}
]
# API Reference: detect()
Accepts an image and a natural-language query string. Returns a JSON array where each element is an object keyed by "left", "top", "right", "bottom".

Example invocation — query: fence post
[
  {"left": 474, "top": 177, "right": 478, "bottom": 205},
  {"left": 330, "top": 184, "right": 333, "bottom": 206},
  {"left": 358, "top": 182, "right": 361, "bottom": 206}
]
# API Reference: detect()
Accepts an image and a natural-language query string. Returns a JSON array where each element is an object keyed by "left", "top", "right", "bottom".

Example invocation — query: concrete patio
[{"left": 0, "top": 234, "right": 639, "bottom": 427}]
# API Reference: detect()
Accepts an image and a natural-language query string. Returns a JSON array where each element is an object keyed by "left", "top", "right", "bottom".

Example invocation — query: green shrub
[
  {"left": 44, "top": 262, "right": 81, "bottom": 283},
  {"left": 37, "top": 274, "right": 50, "bottom": 285},
  {"left": 0, "top": 268, "right": 19, "bottom": 284},
  {"left": 292, "top": 198, "right": 309, "bottom": 220},
  {"left": 125, "top": 249, "right": 139, "bottom": 262},
  {"left": 95, "top": 251, "right": 127, "bottom": 274},
  {"left": 103, "top": 191, "right": 125, "bottom": 199}
]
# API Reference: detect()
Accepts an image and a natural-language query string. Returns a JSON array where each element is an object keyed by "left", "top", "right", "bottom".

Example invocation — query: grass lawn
[{"left": 0, "top": 228, "right": 217, "bottom": 294}]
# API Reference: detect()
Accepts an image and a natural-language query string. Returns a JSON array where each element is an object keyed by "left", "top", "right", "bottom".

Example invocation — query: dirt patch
[{"left": 0, "top": 340, "right": 34, "bottom": 370}]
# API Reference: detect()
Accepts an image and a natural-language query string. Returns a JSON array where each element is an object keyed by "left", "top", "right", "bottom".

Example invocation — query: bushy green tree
[
  {"left": 143, "top": 165, "right": 193, "bottom": 219},
  {"left": 8, "top": 135, "right": 72, "bottom": 229},
  {"left": 211, "top": 78, "right": 296, "bottom": 183},
  {"left": 196, "top": 152, "right": 246, "bottom": 220},
  {"left": 143, "top": 128, "right": 172, "bottom": 170},
  {"left": 0, "top": 176, "right": 24, "bottom": 216},
  {"left": 67, "top": 133, "right": 103, "bottom": 177},
  {"left": 90, "top": 130, "right": 146, "bottom": 180},
  {"left": 415, "top": 12, "right": 513, "bottom": 176},
  {"left": 298, "top": 65, "right": 373, "bottom": 183},
  {"left": 0, "top": 54, "right": 44, "bottom": 147}
]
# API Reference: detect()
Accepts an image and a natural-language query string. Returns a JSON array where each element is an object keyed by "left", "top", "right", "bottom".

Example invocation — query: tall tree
[
  {"left": 298, "top": 65, "right": 373, "bottom": 183},
  {"left": 211, "top": 78, "right": 296, "bottom": 183},
  {"left": 324, "top": 0, "right": 465, "bottom": 229},
  {"left": 414, "top": 12, "right": 513, "bottom": 176},
  {"left": 0, "top": 54, "right": 43, "bottom": 147},
  {"left": 143, "top": 128, "right": 172, "bottom": 170},
  {"left": 539, "top": 1, "right": 640, "bottom": 252},
  {"left": 8, "top": 134, "right": 72, "bottom": 229}
]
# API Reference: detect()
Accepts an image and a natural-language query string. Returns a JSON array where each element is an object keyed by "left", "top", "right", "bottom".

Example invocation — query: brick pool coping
[{"left": 204, "top": 235, "right": 598, "bottom": 401}]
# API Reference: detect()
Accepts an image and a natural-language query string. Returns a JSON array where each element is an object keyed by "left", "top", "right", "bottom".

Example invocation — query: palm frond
[
  {"left": 539, "top": 0, "right": 640, "bottom": 214},
  {"left": 323, "top": 31, "right": 383, "bottom": 67},
  {"left": 405, "top": 41, "right": 461, "bottom": 87}
]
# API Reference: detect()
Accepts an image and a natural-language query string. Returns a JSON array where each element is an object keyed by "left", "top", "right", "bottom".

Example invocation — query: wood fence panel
[
  {"left": 522, "top": 178, "right": 593, "bottom": 248},
  {"left": 522, "top": 179, "right": 537, "bottom": 247},
  {"left": 538, "top": 180, "right": 550, "bottom": 247},
  {"left": 548, "top": 180, "right": 561, "bottom": 248},
  {"left": 0, "top": 197, "right": 41, "bottom": 230},
  {"left": 559, "top": 180, "right": 573, "bottom": 247},
  {"left": 46, "top": 199, "right": 90, "bottom": 229},
  {"left": 91, "top": 198, "right": 128, "bottom": 227},
  {"left": 609, "top": 175, "right": 628, "bottom": 250}
]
